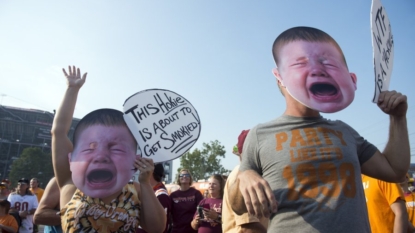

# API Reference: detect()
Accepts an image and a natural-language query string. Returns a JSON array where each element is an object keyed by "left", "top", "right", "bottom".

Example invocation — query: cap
[
  {"left": 154, "top": 163, "right": 165, "bottom": 178},
  {"left": 18, "top": 178, "right": 30, "bottom": 184},
  {"left": 1, "top": 179, "right": 10, "bottom": 185},
  {"left": 237, "top": 130, "right": 250, "bottom": 154}
]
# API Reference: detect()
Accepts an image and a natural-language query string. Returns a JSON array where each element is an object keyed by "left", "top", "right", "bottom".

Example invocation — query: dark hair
[
  {"left": 209, "top": 174, "right": 226, "bottom": 198},
  {"left": 272, "top": 26, "right": 348, "bottom": 68},
  {"left": 153, "top": 163, "right": 166, "bottom": 183},
  {"left": 0, "top": 199, "right": 11, "bottom": 213},
  {"left": 73, "top": 108, "right": 136, "bottom": 148}
]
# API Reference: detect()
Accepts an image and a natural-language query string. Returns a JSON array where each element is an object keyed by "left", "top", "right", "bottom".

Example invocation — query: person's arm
[
  {"left": 136, "top": 158, "right": 166, "bottom": 233},
  {"left": 51, "top": 66, "right": 86, "bottom": 207},
  {"left": 390, "top": 199, "right": 409, "bottom": 233},
  {"left": 28, "top": 208, "right": 37, "bottom": 215},
  {"left": 240, "top": 222, "right": 267, "bottom": 233},
  {"left": 229, "top": 129, "right": 278, "bottom": 218},
  {"left": 229, "top": 170, "right": 277, "bottom": 218},
  {"left": 34, "top": 177, "right": 61, "bottom": 225},
  {"left": 0, "top": 223, "right": 18, "bottom": 233},
  {"left": 407, "top": 221, "right": 415, "bottom": 233},
  {"left": 361, "top": 91, "right": 409, "bottom": 183}
]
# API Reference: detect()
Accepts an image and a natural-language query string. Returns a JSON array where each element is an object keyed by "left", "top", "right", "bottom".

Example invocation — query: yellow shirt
[
  {"left": 60, "top": 184, "right": 141, "bottom": 233},
  {"left": 403, "top": 192, "right": 415, "bottom": 227},
  {"left": 29, "top": 187, "right": 44, "bottom": 202},
  {"left": 362, "top": 175, "right": 404, "bottom": 233}
]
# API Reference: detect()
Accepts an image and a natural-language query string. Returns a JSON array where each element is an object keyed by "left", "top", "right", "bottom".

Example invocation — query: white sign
[
  {"left": 371, "top": 0, "right": 394, "bottom": 103},
  {"left": 123, "top": 89, "right": 201, "bottom": 163}
]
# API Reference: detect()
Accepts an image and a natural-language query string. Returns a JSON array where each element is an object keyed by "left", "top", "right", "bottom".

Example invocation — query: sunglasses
[{"left": 179, "top": 174, "right": 191, "bottom": 178}]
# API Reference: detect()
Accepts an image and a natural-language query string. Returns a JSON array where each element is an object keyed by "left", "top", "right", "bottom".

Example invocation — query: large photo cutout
[
  {"left": 274, "top": 27, "right": 357, "bottom": 113},
  {"left": 123, "top": 89, "right": 201, "bottom": 163},
  {"left": 371, "top": 0, "right": 394, "bottom": 103},
  {"left": 69, "top": 108, "right": 139, "bottom": 199}
]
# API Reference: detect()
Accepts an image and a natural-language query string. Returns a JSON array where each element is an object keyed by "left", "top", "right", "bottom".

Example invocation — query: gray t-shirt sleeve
[
  {"left": 239, "top": 126, "right": 262, "bottom": 174},
  {"left": 340, "top": 120, "right": 378, "bottom": 165}
]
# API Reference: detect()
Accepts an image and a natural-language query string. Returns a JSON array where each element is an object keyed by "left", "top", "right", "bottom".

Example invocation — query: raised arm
[
  {"left": 135, "top": 158, "right": 166, "bottom": 233},
  {"left": 34, "top": 177, "right": 61, "bottom": 225},
  {"left": 361, "top": 91, "right": 409, "bottom": 182},
  {"left": 51, "top": 66, "right": 86, "bottom": 203}
]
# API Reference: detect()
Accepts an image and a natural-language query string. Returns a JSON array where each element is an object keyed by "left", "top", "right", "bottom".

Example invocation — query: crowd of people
[{"left": 0, "top": 25, "right": 413, "bottom": 232}]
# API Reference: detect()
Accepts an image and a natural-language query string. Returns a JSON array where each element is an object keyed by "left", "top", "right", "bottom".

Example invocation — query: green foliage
[
  {"left": 177, "top": 140, "right": 230, "bottom": 181},
  {"left": 9, "top": 147, "right": 54, "bottom": 188}
]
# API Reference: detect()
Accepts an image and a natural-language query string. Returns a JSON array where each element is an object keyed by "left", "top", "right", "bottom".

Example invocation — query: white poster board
[
  {"left": 123, "top": 89, "right": 201, "bottom": 163},
  {"left": 371, "top": 0, "right": 394, "bottom": 103}
]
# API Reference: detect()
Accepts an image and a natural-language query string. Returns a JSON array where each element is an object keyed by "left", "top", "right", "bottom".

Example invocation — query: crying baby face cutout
[
  {"left": 69, "top": 110, "right": 138, "bottom": 199},
  {"left": 274, "top": 40, "right": 357, "bottom": 113}
]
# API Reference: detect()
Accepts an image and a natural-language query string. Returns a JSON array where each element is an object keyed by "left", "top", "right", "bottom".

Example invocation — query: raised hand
[
  {"left": 378, "top": 90, "right": 408, "bottom": 117},
  {"left": 135, "top": 157, "right": 155, "bottom": 184},
  {"left": 62, "top": 65, "right": 87, "bottom": 88}
]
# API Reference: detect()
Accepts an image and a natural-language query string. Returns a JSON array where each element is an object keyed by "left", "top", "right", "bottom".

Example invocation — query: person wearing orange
[
  {"left": 399, "top": 174, "right": 415, "bottom": 231},
  {"left": 29, "top": 178, "right": 44, "bottom": 203},
  {"left": 362, "top": 174, "right": 408, "bottom": 233},
  {"left": 29, "top": 178, "right": 44, "bottom": 233},
  {"left": 0, "top": 199, "right": 19, "bottom": 233}
]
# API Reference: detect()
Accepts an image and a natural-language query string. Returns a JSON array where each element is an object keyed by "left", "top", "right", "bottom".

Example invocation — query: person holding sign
[
  {"left": 229, "top": 27, "right": 409, "bottom": 233},
  {"left": 52, "top": 66, "right": 166, "bottom": 233}
]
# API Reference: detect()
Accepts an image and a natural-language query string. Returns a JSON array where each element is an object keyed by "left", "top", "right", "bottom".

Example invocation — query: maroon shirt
[
  {"left": 136, "top": 183, "right": 171, "bottom": 233},
  {"left": 194, "top": 198, "right": 222, "bottom": 233},
  {"left": 170, "top": 187, "right": 203, "bottom": 233}
]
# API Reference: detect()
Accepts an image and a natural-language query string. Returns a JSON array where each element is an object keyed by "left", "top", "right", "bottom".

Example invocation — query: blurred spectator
[
  {"left": 0, "top": 199, "right": 19, "bottom": 233},
  {"left": 362, "top": 174, "right": 408, "bottom": 232},
  {"left": 29, "top": 178, "right": 44, "bottom": 203},
  {"left": 399, "top": 174, "right": 415, "bottom": 231},
  {"left": 191, "top": 174, "right": 224, "bottom": 233},
  {"left": 7, "top": 178, "right": 38, "bottom": 233},
  {"left": 203, "top": 190, "right": 209, "bottom": 199},
  {"left": 170, "top": 169, "right": 203, "bottom": 233},
  {"left": 0, "top": 183, "right": 9, "bottom": 199},
  {"left": 29, "top": 178, "right": 43, "bottom": 233}
]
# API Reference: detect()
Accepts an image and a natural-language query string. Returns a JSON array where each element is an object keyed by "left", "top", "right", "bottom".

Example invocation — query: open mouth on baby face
[
  {"left": 87, "top": 169, "right": 115, "bottom": 189},
  {"left": 309, "top": 83, "right": 340, "bottom": 101}
]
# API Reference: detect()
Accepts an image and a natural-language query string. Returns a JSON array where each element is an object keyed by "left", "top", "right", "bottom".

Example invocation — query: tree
[
  {"left": 8, "top": 147, "right": 54, "bottom": 188},
  {"left": 177, "top": 140, "right": 230, "bottom": 181}
]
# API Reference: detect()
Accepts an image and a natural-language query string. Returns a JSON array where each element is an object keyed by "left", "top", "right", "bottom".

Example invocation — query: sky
[{"left": 1, "top": 0, "right": 414, "bottom": 180}]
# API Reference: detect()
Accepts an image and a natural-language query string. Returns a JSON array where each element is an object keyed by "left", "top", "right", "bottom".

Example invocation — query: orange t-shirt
[
  {"left": 403, "top": 192, "right": 415, "bottom": 226},
  {"left": 362, "top": 175, "right": 405, "bottom": 233},
  {"left": 30, "top": 187, "right": 44, "bottom": 202},
  {"left": 0, "top": 214, "right": 19, "bottom": 233}
]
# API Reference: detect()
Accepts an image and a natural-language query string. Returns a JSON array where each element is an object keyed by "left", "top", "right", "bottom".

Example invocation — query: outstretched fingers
[{"left": 62, "top": 68, "right": 68, "bottom": 77}]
